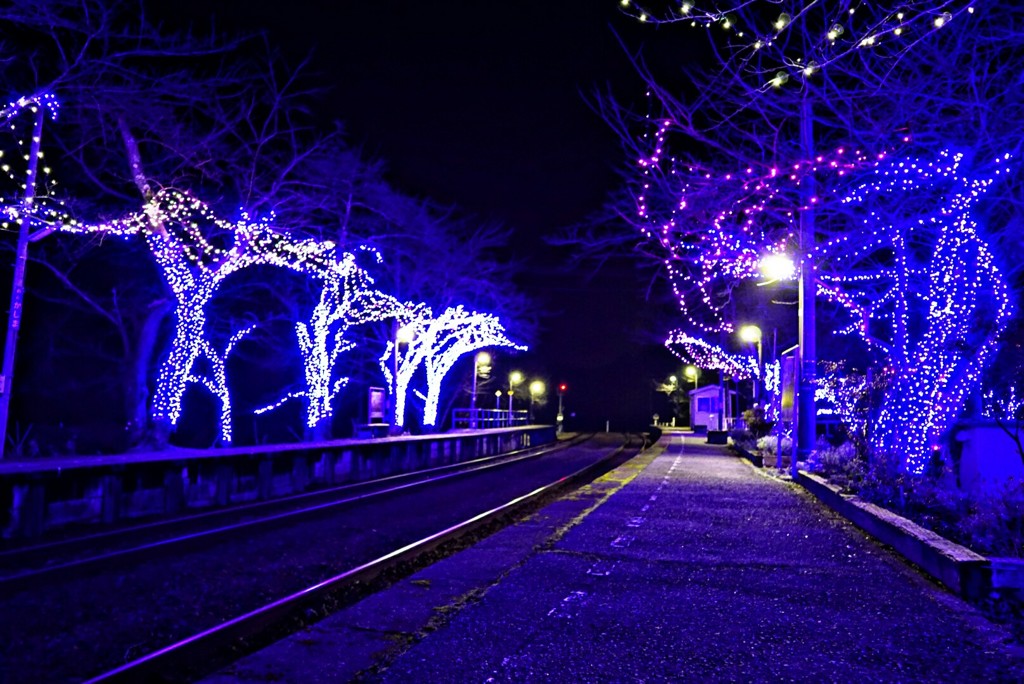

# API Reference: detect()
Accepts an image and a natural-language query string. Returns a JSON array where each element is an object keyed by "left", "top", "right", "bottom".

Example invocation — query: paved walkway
[{"left": 207, "top": 432, "right": 1024, "bottom": 683}]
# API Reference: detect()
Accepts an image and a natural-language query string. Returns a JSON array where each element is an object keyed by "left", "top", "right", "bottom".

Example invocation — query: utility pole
[
  {"left": 0, "top": 105, "right": 46, "bottom": 458},
  {"left": 796, "top": 90, "right": 817, "bottom": 469}
]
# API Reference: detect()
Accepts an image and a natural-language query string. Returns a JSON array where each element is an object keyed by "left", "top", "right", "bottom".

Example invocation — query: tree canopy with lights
[
  {"left": 609, "top": 0, "right": 1022, "bottom": 471},
  {"left": 0, "top": 1, "right": 531, "bottom": 450}
]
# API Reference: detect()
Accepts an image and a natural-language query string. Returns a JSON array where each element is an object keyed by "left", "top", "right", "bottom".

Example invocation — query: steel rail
[
  {"left": 0, "top": 434, "right": 594, "bottom": 591},
  {"left": 86, "top": 433, "right": 649, "bottom": 684}
]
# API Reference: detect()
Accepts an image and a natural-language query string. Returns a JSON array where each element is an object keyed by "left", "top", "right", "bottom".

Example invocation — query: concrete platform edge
[
  {"left": 202, "top": 439, "right": 667, "bottom": 682},
  {"left": 797, "top": 470, "right": 992, "bottom": 599}
]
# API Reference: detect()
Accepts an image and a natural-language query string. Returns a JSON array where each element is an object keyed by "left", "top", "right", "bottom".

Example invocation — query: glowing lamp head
[
  {"left": 510, "top": 371, "right": 523, "bottom": 385},
  {"left": 739, "top": 325, "right": 762, "bottom": 344},
  {"left": 684, "top": 366, "right": 698, "bottom": 380},
  {"left": 559, "top": 383, "right": 568, "bottom": 393},
  {"left": 396, "top": 324, "right": 416, "bottom": 344},
  {"left": 759, "top": 253, "right": 797, "bottom": 281},
  {"left": 669, "top": 375, "right": 678, "bottom": 384},
  {"left": 529, "top": 380, "right": 545, "bottom": 397},
  {"left": 476, "top": 351, "right": 491, "bottom": 366}
]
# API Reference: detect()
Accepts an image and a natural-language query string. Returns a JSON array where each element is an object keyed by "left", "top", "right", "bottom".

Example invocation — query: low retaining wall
[
  {"left": 797, "top": 471, "right": 990, "bottom": 598},
  {"left": 0, "top": 426, "right": 555, "bottom": 540}
]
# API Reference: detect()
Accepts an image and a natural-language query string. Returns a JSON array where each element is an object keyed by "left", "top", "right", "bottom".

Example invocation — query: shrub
[
  {"left": 741, "top": 407, "right": 774, "bottom": 439},
  {"left": 807, "top": 441, "right": 865, "bottom": 492},
  {"left": 757, "top": 434, "right": 792, "bottom": 457},
  {"left": 729, "top": 428, "right": 757, "bottom": 452},
  {"left": 812, "top": 445, "right": 1024, "bottom": 558}
]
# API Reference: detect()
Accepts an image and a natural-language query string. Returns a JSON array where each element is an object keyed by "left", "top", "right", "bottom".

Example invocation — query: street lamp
[
  {"left": 738, "top": 325, "right": 763, "bottom": 405},
  {"left": 684, "top": 365, "right": 702, "bottom": 431},
  {"left": 508, "top": 371, "right": 523, "bottom": 423},
  {"left": 759, "top": 251, "right": 814, "bottom": 472},
  {"left": 759, "top": 253, "right": 797, "bottom": 282},
  {"left": 470, "top": 351, "right": 491, "bottom": 428},
  {"left": 529, "top": 380, "right": 545, "bottom": 422},
  {"left": 684, "top": 365, "right": 699, "bottom": 390}
]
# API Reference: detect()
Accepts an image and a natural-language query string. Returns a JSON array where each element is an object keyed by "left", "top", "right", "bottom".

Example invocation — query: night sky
[{"left": 147, "top": 0, "right": 696, "bottom": 428}]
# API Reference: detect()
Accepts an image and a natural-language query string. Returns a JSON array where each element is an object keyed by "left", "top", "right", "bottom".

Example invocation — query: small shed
[{"left": 689, "top": 385, "right": 736, "bottom": 433}]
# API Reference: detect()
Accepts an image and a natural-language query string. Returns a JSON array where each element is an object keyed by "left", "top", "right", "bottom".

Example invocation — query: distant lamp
[
  {"left": 396, "top": 324, "right": 416, "bottom": 344},
  {"left": 758, "top": 253, "right": 796, "bottom": 281},
  {"left": 739, "top": 325, "right": 762, "bottom": 344},
  {"left": 739, "top": 325, "right": 764, "bottom": 405},
  {"left": 528, "top": 380, "right": 545, "bottom": 423},
  {"left": 507, "top": 371, "right": 523, "bottom": 420},
  {"left": 470, "top": 351, "right": 492, "bottom": 427}
]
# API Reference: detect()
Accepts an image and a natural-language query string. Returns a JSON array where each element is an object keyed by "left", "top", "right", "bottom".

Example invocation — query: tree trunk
[{"left": 125, "top": 299, "right": 170, "bottom": 448}]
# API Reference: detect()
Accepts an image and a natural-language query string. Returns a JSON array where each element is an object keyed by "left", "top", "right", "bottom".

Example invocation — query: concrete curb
[
  {"left": 723, "top": 444, "right": 1024, "bottom": 599},
  {"left": 728, "top": 443, "right": 764, "bottom": 468},
  {"left": 796, "top": 471, "right": 990, "bottom": 598}
]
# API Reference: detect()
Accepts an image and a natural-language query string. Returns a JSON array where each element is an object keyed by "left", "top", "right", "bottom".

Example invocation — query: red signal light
[{"left": 559, "top": 383, "right": 567, "bottom": 393}]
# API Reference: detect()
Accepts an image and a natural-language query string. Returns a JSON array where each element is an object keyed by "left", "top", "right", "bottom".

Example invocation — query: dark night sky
[{"left": 147, "top": 0, "right": 698, "bottom": 428}]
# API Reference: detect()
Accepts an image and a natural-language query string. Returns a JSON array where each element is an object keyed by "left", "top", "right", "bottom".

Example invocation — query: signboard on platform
[
  {"left": 780, "top": 350, "right": 798, "bottom": 423},
  {"left": 368, "top": 387, "right": 386, "bottom": 423}
]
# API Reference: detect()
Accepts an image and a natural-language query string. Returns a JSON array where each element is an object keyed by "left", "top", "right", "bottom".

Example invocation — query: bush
[
  {"left": 729, "top": 428, "right": 757, "bottom": 452},
  {"left": 742, "top": 407, "right": 774, "bottom": 439},
  {"left": 957, "top": 482, "right": 1024, "bottom": 558},
  {"left": 811, "top": 445, "right": 1024, "bottom": 558},
  {"left": 807, "top": 441, "right": 865, "bottom": 492},
  {"left": 757, "top": 434, "right": 792, "bottom": 458}
]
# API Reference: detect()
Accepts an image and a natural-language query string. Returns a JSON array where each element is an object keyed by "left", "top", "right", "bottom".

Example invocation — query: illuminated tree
[
  {"left": 0, "top": 0, "right": 391, "bottom": 447},
  {"left": 255, "top": 251, "right": 405, "bottom": 437},
  {"left": 665, "top": 330, "right": 782, "bottom": 420},
  {"left": 57, "top": 189, "right": 339, "bottom": 444},
  {"left": 381, "top": 306, "right": 526, "bottom": 429},
  {"left": 831, "top": 151, "right": 1013, "bottom": 464},
  {"left": 602, "top": 0, "right": 1022, "bottom": 471}
]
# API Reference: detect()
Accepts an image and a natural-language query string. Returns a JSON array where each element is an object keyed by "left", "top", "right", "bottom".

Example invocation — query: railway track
[
  {"left": 0, "top": 433, "right": 595, "bottom": 591},
  {"left": 0, "top": 431, "right": 650, "bottom": 683}
]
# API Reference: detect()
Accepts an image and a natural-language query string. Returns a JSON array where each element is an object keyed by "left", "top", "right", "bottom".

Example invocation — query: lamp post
[
  {"left": 739, "top": 325, "right": 763, "bottom": 406},
  {"left": 760, "top": 252, "right": 813, "bottom": 475},
  {"left": 529, "top": 380, "right": 545, "bottom": 423},
  {"left": 683, "top": 366, "right": 699, "bottom": 429},
  {"left": 684, "top": 365, "right": 699, "bottom": 390},
  {"left": 470, "top": 351, "right": 491, "bottom": 428},
  {"left": 508, "top": 371, "right": 522, "bottom": 425}
]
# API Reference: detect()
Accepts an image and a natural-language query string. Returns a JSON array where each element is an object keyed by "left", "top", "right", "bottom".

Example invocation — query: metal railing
[{"left": 451, "top": 408, "right": 530, "bottom": 430}]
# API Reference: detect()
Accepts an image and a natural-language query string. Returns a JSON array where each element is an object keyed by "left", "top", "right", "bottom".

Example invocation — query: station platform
[
  {"left": 0, "top": 425, "right": 554, "bottom": 539},
  {"left": 204, "top": 431, "right": 1024, "bottom": 683}
]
